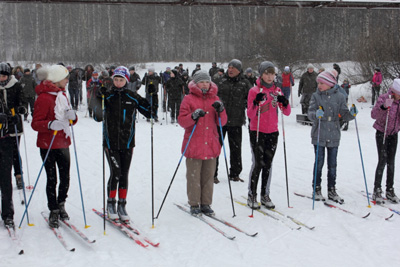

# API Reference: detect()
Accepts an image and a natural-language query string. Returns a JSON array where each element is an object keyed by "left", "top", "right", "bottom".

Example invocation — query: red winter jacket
[
  {"left": 31, "top": 81, "right": 78, "bottom": 149},
  {"left": 178, "top": 81, "right": 227, "bottom": 160},
  {"left": 281, "top": 72, "right": 294, "bottom": 88}
]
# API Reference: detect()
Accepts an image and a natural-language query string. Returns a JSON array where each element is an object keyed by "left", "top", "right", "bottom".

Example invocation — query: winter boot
[
  {"left": 107, "top": 198, "right": 119, "bottom": 221},
  {"left": 247, "top": 194, "right": 260, "bottom": 210},
  {"left": 58, "top": 201, "right": 70, "bottom": 220},
  {"left": 386, "top": 188, "right": 400, "bottom": 204},
  {"left": 171, "top": 117, "right": 175, "bottom": 123},
  {"left": 200, "top": 204, "right": 215, "bottom": 216},
  {"left": 190, "top": 205, "right": 202, "bottom": 216},
  {"left": 117, "top": 199, "right": 130, "bottom": 222},
  {"left": 261, "top": 195, "right": 275, "bottom": 209},
  {"left": 372, "top": 187, "right": 385, "bottom": 204},
  {"left": 214, "top": 176, "right": 220, "bottom": 184},
  {"left": 313, "top": 186, "right": 325, "bottom": 201},
  {"left": 49, "top": 210, "right": 60, "bottom": 228},
  {"left": 15, "top": 174, "right": 23, "bottom": 190},
  {"left": 328, "top": 187, "right": 344, "bottom": 204},
  {"left": 4, "top": 218, "right": 15, "bottom": 229}
]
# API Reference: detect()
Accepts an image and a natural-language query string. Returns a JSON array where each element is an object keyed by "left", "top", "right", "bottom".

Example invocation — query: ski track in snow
[{"left": 1, "top": 62, "right": 399, "bottom": 267}]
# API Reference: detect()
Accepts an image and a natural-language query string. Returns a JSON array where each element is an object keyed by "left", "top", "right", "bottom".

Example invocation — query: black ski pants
[
  {"left": 248, "top": 131, "right": 279, "bottom": 197},
  {"left": 372, "top": 85, "right": 380, "bottom": 106},
  {"left": 0, "top": 137, "right": 15, "bottom": 220},
  {"left": 168, "top": 98, "right": 181, "bottom": 121},
  {"left": 215, "top": 126, "right": 243, "bottom": 179},
  {"left": 12, "top": 135, "right": 22, "bottom": 177},
  {"left": 40, "top": 148, "right": 71, "bottom": 211},
  {"left": 374, "top": 130, "right": 397, "bottom": 190},
  {"left": 105, "top": 148, "right": 133, "bottom": 197}
]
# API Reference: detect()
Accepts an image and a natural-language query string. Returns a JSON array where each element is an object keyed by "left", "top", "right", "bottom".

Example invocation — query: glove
[
  {"left": 253, "top": 93, "right": 265, "bottom": 106},
  {"left": 9, "top": 114, "right": 20, "bottom": 125},
  {"left": 191, "top": 109, "right": 206, "bottom": 121},
  {"left": 349, "top": 106, "right": 358, "bottom": 117},
  {"left": 17, "top": 106, "right": 27, "bottom": 115},
  {"left": 212, "top": 101, "right": 224, "bottom": 113},
  {"left": 98, "top": 86, "right": 108, "bottom": 96},
  {"left": 277, "top": 95, "right": 289, "bottom": 107},
  {"left": 148, "top": 84, "right": 157, "bottom": 94},
  {"left": 0, "top": 113, "right": 7, "bottom": 124},
  {"left": 316, "top": 109, "right": 324, "bottom": 118},
  {"left": 65, "top": 109, "right": 76, "bottom": 121},
  {"left": 48, "top": 120, "right": 65, "bottom": 131},
  {"left": 384, "top": 98, "right": 394, "bottom": 108}
]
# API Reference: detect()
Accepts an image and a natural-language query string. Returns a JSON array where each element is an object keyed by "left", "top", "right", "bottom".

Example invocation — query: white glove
[
  {"left": 384, "top": 98, "right": 394, "bottom": 108},
  {"left": 48, "top": 120, "right": 65, "bottom": 131},
  {"left": 65, "top": 109, "right": 76, "bottom": 121}
]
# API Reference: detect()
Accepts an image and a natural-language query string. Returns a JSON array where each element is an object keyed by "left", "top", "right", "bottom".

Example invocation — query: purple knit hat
[
  {"left": 317, "top": 70, "right": 337, "bottom": 87},
  {"left": 112, "top": 66, "right": 130, "bottom": 83}
]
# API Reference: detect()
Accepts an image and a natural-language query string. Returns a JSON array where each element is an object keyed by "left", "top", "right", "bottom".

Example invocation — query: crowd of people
[{"left": 0, "top": 59, "right": 399, "bottom": 230}]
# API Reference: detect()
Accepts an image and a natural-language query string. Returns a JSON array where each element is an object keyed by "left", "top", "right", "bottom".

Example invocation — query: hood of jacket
[
  {"left": 35, "top": 80, "right": 64, "bottom": 95},
  {"left": 188, "top": 80, "right": 218, "bottom": 98}
]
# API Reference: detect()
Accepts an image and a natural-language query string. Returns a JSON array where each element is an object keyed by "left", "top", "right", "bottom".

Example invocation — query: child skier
[{"left": 371, "top": 78, "right": 400, "bottom": 204}]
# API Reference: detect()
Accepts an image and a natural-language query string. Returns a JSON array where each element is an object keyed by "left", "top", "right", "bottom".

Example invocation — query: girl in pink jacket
[
  {"left": 246, "top": 61, "right": 291, "bottom": 209},
  {"left": 178, "top": 70, "right": 227, "bottom": 216}
]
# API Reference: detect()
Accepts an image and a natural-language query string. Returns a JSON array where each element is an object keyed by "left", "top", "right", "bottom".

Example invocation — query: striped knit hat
[
  {"left": 112, "top": 66, "right": 130, "bottom": 83},
  {"left": 317, "top": 70, "right": 337, "bottom": 87}
]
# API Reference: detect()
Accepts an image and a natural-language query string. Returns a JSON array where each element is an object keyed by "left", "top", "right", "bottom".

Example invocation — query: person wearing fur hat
[
  {"left": 165, "top": 69, "right": 185, "bottom": 123},
  {"left": 214, "top": 59, "right": 252, "bottom": 183},
  {"left": 31, "top": 64, "right": 78, "bottom": 228},
  {"left": 94, "top": 66, "right": 153, "bottom": 222},
  {"left": 178, "top": 70, "right": 227, "bottom": 216},
  {"left": 371, "top": 67, "right": 383, "bottom": 106},
  {"left": 371, "top": 78, "right": 400, "bottom": 204},
  {"left": 299, "top": 64, "right": 318, "bottom": 114},
  {"left": 0, "top": 62, "right": 27, "bottom": 228},
  {"left": 142, "top": 68, "right": 161, "bottom": 122},
  {"left": 307, "top": 70, "right": 357, "bottom": 204},
  {"left": 246, "top": 61, "right": 291, "bottom": 209}
]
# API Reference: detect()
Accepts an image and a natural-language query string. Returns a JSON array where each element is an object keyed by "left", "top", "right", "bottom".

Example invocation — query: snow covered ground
[{"left": 1, "top": 62, "right": 399, "bottom": 267}]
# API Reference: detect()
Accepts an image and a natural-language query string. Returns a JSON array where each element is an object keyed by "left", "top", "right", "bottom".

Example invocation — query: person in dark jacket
[
  {"left": 333, "top": 63, "right": 341, "bottom": 81},
  {"left": 214, "top": 59, "right": 252, "bottom": 183},
  {"left": 181, "top": 71, "right": 190, "bottom": 95},
  {"left": 20, "top": 68, "right": 37, "bottom": 121},
  {"left": 371, "top": 67, "right": 383, "bottom": 106},
  {"left": 142, "top": 68, "right": 161, "bottom": 122},
  {"left": 68, "top": 68, "right": 83, "bottom": 110},
  {"left": 299, "top": 64, "right": 318, "bottom": 114},
  {"left": 165, "top": 70, "right": 185, "bottom": 123},
  {"left": 244, "top": 68, "right": 257, "bottom": 87},
  {"left": 0, "top": 62, "right": 26, "bottom": 228},
  {"left": 86, "top": 71, "right": 102, "bottom": 118},
  {"left": 128, "top": 66, "right": 141, "bottom": 92},
  {"left": 31, "top": 64, "right": 77, "bottom": 228},
  {"left": 161, "top": 67, "right": 172, "bottom": 112},
  {"left": 191, "top": 64, "right": 201, "bottom": 77},
  {"left": 94, "top": 66, "right": 152, "bottom": 222},
  {"left": 209, "top": 62, "right": 219, "bottom": 78}
]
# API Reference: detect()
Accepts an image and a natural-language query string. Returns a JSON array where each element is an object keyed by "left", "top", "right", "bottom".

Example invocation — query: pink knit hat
[{"left": 317, "top": 70, "right": 337, "bottom": 87}]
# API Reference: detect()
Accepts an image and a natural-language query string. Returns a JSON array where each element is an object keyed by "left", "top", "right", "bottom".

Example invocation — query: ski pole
[
  {"left": 155, "top": 121, "right": 198, "bottom": 219},
  {"left": 19, "top": 130, "right": 57, "bottom": 228},
  {"left": 69, "top": 119, "right": 90, "bottom": 228},
  {"left": 21, "top": 121, "right": 32, "bottom": 189},
  {"left": 256, "top": 87, "right": 263, "bottom": 143},
  {"left": 102, "top": 94, "right": 106, "bottom": 235},
  {"left": 11, "top": 108, "right": 31, "bottom": 225},
  {"left": 150, "top": 92, "right": 155, "bottom": 228},
  {"left": 312, "top": 106, "right": 323, "bottom": 210},
  {"left": 352, "top": 104, "right": 371, "bottom": 208},
  {"left": 383, "top": 106, "right": 390, "bottom": 144},
  {"left": 280, "top": 109, "right": 292, "bottom": 208},
  {"left": 218, "top": 115, "right": 236, "bottom": 217}
]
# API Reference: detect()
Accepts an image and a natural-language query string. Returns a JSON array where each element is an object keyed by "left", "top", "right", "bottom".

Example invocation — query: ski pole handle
[{"left": 11, "top": 108, "right": 16, "bottom": 116}]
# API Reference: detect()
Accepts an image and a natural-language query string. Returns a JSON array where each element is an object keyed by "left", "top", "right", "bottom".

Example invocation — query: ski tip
[
  {"left": 385, "top": 214, "right": 394, "bottom": 221},
  {"left": 363, "top": 212, "right": 371, "bottom": 219},
  {"left": 70, "top": 248, "right": 76, "bottom": 252},
  {"left": 28, "top": 223, "right": 35, "bottom": 227},
  {"left": 18, "top": 249, "right": 24, "bottom": 255},
  {"left": 250, "top": 232, "right": 258, "bottom": 237},
  {"left": 85, "top": 225, "right": 91, "bottom": 229}
]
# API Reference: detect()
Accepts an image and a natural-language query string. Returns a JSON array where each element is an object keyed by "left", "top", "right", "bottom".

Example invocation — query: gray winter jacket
[{"left": 308, "top": 85, "right": 354, "bottom": 147}]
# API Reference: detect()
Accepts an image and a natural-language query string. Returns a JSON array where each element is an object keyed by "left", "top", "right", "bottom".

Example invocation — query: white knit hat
[
  {"left": 47, "top": 65, "right": 69, "bottom": 83},
  {"left": 392, "top": 79, "right": 400, "bottom": 95}
]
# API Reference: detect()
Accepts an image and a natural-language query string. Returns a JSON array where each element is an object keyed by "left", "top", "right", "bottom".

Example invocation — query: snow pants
[
  {"left": 168, "top": 98, "right": 181, "bottom": 121},
  {"left": 312, "top": 145, "right": 338, "bottom": 189},
  {"left": 186, "top": 158, "right": 216, "bottom": 207},
  {"left": 374, "top": 130, "right": 397, "bottom": 190},
  {"left": 0, "top": 137, "right": 15, "bottom": 220},
  {"left": 372, "top": 85, "right": 381, "bottom": 106},
  {"left": 105, "top": 148, "right": 133, "bottom": 199}
]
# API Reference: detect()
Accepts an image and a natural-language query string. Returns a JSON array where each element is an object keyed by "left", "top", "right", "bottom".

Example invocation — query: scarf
[{"left": 48, "top": 91, "right": 72, "bottom": 138}]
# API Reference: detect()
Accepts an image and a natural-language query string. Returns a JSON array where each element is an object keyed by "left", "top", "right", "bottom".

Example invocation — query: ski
[
  {"left": 323, "top": 202, "right": 370, "bottom": 219},
  {"left": 174, "top": 204, "right": 236, "bottom": 240},
  {"left": 5, "top": 225, "right": 24, "bottom": 255},
  {"left": 361, "top": 191, "right": 400, "bottom": 216},
  {"left": 120, "top": 222, "right": 160, "bottom": 247},
  {"left": 92, "top": 209, "right": 148, "bottom": 248},
  {"left": 183, "top": 204, "right": 257, "bottom": 237},
  {"left": 241, "top": 196, "right": 315, "bottom": 230},
  {"left": 41, "top": 212, "right": 75, "bottom": 252},
  {"left": 234, "top": 199, "right": 301, "bottom": 230},
  {"left": 60, "top": 219, "right": 96, "bottom": 244},
  {"left": 294, "top": 192, "right": 325, "bottom": 202}
]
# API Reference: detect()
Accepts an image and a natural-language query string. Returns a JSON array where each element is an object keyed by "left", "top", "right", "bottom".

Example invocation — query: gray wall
[{"left": 1, "top": 3, "right": 399, "bottom": 65}]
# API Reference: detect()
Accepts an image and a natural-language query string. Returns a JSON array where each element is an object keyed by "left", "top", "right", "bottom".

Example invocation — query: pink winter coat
[
  {"left": 247, "top": 78, "right": 291, "bottom": 134},
  {"left": 178, "top": 81, "right": 227, "bottom": 160}
]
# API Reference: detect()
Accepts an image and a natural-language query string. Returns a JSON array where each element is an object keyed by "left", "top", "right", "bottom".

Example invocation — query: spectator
[{"left": 299, "top": 64, "right": 318, "bottom": 114}]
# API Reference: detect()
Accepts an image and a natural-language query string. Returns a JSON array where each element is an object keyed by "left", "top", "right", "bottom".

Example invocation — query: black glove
[
  {"left": 17, "top": 106, "right": 27, "bottom": 115},
  {"left": 253, "top": 93, "right": 265, "bottom": 106},
  {"left": 191, "top": 109, "right": 206, "bottom": 121},
  {"left": 277, "top": 95, "right": 289, "bottom": 107},
  {"left": 148, "top": 84, "right": 157, "bottom": 94},
  {"left": 212, "top": 101, "right": 224, "bottom": 113},
  {"left": 98, "top": 86, "right": 108, "bottom": 96},
  {"left": 0, "top": 113, "right": 7, "bottom": 124},
  {"left": 9, "top": 114, "right": 20, "bottom": 125}
]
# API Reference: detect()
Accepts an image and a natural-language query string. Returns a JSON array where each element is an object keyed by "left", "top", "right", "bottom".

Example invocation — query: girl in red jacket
[
  {"left": 32, "top": 65, "right": 78, "bottom": 228},
  {"left": 178, "top": 70, "right": 227, "bottom": 216}
]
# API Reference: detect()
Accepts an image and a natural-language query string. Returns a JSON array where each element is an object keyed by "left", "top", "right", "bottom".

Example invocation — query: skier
[
  {"left": 165, "top": 69, "right": 185, "bottom": 123},
  {"left": 371, "top": 78, "right": 400, "bottom": 204},
  {"left": 281, "top": 66, "right": 295, "bottom": 100},
  {"left": 31, "top": 64, "right": 77, "bottom": 228},
  {"left": 299, "top": 64, "right": 318, "bottom": 114},
  {"left": 371, "top": 67, "right": 383, "bottom": 106},
  {"left": 94, "top": 66, "right": 153, "bottom": 222},
  {"left": 0, "top": 62, "right": 26, "bottom": 228},
  {"left": 178, "top": 70, "right": 227, "bottom": 216},
  {"left": 307, "top": 70, "right": 357, "bottom": 203},
  {"left": 86, "top": 71, "right": 102, "bottom": 118},
  {"left": 141, "top": 68, "right": 161, "bottom": 122},
  {"left": 246, "top": 61, "right": 291, "bottom": 209}
]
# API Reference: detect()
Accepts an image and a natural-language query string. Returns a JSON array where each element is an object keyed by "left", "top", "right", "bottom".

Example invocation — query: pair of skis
[
  {"left": 92, "top": 208, "right": 159, "bottom": 248},
  {"left": 5, "top": 224, "right": 24, "bottom": 255},
  {"left": 175, "top": 203, "right": 258, "bottom": 241}
]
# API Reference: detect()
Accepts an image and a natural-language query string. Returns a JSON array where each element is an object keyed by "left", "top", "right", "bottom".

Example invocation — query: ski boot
[
  {"left": 328, "top": 187, "right": 344, "bottom": 204},
  {"left": 386, "top": 188, "right": 400, "bottom": 203},
  {"left": 49, "top": 210, "right": 60, "bottom": 228},
  {"left": 261, "top": 195, "right": 275, "bottom": 209},
  {"left": 200, "top": 204, "right": 215, "bottom": 216},
  {"left": 372, "top": 187, "right": 385, "bottom": 204},
  {"left": 58, "top": 201, "right": 70, "bottom": 220},
  {"left": 190, "top": 205, "right": 202, "bottom": 216},
  {"left": 313, "top": 185, "right": 326, "bottom": 201},
  {"left": 107, "top": 198, "right": 119, "bottom": 221},
  {"left": 4, "top": 218, "right": 15, "bottom": 229},
  {"left": 247, "top": 194, "right": 260, "bottom": 210},
  {"left": 117, "top": 199, "right": 130, "bottom": 223},
  {"left": 15, "top": 174, "right": 23, "bottom": 190}
]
